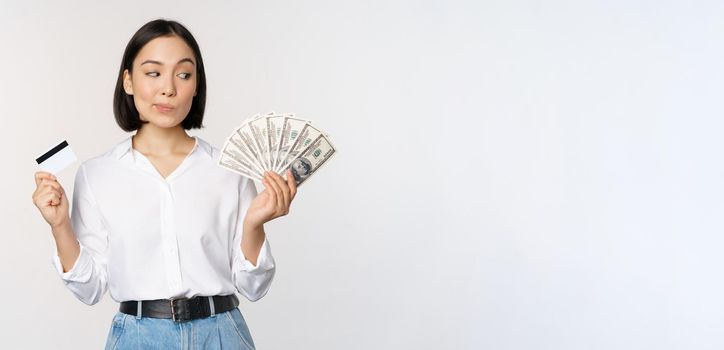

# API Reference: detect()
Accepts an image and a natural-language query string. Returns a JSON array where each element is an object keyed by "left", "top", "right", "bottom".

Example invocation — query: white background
[{"left": 1, "top": 0, "right": 722, "bottom": 349}]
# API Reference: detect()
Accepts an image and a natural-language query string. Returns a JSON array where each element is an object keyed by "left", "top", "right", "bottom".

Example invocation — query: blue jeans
[{"left": 104, "top": 308, "right": 255, "bottom": 350}]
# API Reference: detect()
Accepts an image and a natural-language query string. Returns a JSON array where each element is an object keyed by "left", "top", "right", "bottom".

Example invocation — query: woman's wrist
[
  {"left": 242, "top": 219, "right": 264, "bottom": 233},
  {"left": 51, "top": 219, "right": 72, "bottom": 237}
]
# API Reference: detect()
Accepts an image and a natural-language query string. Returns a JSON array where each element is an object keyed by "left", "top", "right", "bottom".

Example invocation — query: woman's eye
[
  {"left": 146, "top": 72, "right": 159, "bottom": 77},
  {"left": 178, "top": 72, "right": 192, "bottom": 80}
]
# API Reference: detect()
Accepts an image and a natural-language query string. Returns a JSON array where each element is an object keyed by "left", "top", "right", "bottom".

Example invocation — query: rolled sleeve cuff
[
  {"left": 235, "top": 238, "right": 275, "bottom": 275},
  {"left": 51, "top": 245, "right": 93, "bottom": 283}
]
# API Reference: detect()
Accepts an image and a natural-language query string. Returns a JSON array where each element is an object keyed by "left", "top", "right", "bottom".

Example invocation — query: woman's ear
[{"left": 123, "top": 69, "right": 134, "bottom": 95}]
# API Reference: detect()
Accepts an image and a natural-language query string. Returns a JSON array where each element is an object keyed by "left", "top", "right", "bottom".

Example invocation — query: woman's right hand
[{"left": 32, "top": 171, "right": 70, "bottom": 229}]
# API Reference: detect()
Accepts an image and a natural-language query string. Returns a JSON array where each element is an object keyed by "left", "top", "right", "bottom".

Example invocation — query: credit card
[{"left": 36, "top": 140, "right": 77, "bottom": 174}]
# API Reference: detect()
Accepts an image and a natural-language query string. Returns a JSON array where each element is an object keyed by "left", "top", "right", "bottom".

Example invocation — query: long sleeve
[
  {"left": 230, "top": 176, "right": 276, "bottom": 302},
  {"left": 50, "top": 163, "right": 110, "bottom": 305}
]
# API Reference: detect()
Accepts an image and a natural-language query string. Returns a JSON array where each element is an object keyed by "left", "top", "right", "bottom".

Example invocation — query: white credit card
[{"left": 36, "top": 140, "right": 77, "bottom": 174}]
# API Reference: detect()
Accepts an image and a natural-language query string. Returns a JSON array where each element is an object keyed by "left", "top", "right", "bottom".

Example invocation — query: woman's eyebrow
[
  {"left": 178, "top": 58, "right": 195, "bottom": 65},
  {"left": 140, "top": 58, "right": 195, "bottom": 66}
]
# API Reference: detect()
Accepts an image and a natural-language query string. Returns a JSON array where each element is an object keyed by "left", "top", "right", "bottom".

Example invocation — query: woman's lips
[{"left": 154, "top": 104, "right": 175, "bottom": 113}]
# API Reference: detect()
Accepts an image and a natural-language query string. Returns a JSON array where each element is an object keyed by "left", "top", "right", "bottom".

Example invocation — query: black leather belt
[{"left": 119, "top": 294, "right": 239, "bottom": 322}]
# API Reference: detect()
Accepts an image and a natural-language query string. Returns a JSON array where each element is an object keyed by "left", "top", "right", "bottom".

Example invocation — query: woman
[{"left": 31, "top": 19, "right": 296, "bottom": 349}]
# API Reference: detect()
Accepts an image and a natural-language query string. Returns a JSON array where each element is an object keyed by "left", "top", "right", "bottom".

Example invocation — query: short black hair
[{"left": 113, "top": 19, "right": 207, "bottom": 132}]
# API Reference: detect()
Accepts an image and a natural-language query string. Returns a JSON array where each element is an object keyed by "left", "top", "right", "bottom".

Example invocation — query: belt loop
[
  {"left": 208, "top": 296, "right": 216, "bottom": 316},
  {"left": 136, "top": 301, "right": 142, "bottom": 319}
]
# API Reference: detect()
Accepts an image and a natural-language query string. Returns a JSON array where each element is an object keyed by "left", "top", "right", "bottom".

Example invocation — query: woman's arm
[
  {"left": 34, "top": 166, "right": 110, "bottom": 305},
  {"left": 51, "top": 221, "right": 81, "bottom": 273},
  {"left": 231, "top": 170, "right": 297, "bottom": 301},
  {"left": 241, "top": 170, "right": 297, "bottom": 266},
  {"left": 241, "top": 222, "right": 265, "bottom": 266},
  {"left": 33, "top": 171, "right": 80, "bottom": 272}
]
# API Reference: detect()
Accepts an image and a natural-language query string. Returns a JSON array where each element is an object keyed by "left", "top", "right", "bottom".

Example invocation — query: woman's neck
[{"left": 132, "top": 124, "right": 195, "bottom": 157}]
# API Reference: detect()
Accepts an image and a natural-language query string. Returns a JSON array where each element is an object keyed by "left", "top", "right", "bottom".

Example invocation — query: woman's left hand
[{"left": 244, "top": 170, "right": 298, "bottom": 228}]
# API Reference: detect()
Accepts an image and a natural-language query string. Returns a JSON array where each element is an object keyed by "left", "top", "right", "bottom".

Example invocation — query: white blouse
[{"left": 51, "top": 135, "right": 275, "bottom": 305}]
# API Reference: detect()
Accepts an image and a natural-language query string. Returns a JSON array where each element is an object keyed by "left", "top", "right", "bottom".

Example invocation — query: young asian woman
[{"left": 31, "top": 19, "right": 296, "bottom": 349}]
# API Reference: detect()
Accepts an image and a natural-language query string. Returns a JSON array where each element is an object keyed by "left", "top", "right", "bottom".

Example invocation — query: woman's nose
[{"left": 160, "top": 78, "right": 176, "bottom": 97}]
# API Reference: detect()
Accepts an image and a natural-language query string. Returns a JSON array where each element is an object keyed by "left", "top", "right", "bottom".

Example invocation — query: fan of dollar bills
[{"left": 218, "top": 112, "right": 336, "bottom": 186}]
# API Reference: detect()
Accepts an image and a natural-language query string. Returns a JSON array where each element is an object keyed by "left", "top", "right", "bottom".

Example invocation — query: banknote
[
  {"left": 249, "top": 115, "right": 271, "bottom": 170},
  {"left": 275, "top": 122, "right": 323, "bottom": 174},
  {"left": 273, "top": 116, "right": 307, "bottom": 172},
  {"left": 281, "top": 134, "right": 336, "bottom": 186},
  {"left": 267, "top": 113, "right": 293, "bottom": 171},
  {"left": 223, "top": 121, "right": 265, "bottom": 175},
  {"left": 220, "top": 139, "right": 264, "bottom": 179},
  {"left": 235, "top": 118, "right": 266, "bottom": 173},
  {"left": 218, "top": 112, "right": 336, "bottom": 186},
  {"left": 218, "top": 152, "right": 262, "bottom": 181}
]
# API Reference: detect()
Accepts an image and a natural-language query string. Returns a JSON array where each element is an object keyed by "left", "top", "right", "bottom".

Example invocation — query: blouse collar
[{"left": 113, "top": 135, "right": 213, "bottom": 160}]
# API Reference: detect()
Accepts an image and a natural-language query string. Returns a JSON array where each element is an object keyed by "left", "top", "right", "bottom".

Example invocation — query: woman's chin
[
  {"left": 146, "top": 119, "right": 184, "bottom": 129},
  {"left": 138, "top": 111, "right": 186, "bottom": 129}
]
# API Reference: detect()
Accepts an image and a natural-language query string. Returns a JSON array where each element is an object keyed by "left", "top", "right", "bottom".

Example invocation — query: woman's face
[{"left": 123, "top": 35, "right": 197, "bottom": 129}]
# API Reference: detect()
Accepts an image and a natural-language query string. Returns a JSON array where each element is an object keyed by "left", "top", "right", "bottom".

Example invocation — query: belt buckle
[{"left": 170, "top": 298, "right": 190, "bottom": 323}]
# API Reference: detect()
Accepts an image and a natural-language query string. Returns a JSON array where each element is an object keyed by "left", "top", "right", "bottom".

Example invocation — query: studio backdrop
[{"left": 1, "top": 0, "right": 721, "bottom": 349}]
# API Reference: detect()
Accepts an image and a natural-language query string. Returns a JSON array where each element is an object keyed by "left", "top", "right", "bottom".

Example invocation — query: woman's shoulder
[
  {"left": 77, "top": 136, "right": 134, "bottom": 171},
  {"left": 194, "top": 135, "right": 218, "bottom": 158}
]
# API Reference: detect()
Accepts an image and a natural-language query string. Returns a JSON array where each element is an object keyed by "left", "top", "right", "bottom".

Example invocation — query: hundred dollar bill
[
  {"left": 249, "top": 115, "right": 271, "bottom": 170},
  {"left": 220, "top": 139, "right": 264, "bottom": 179},
  {"left": 218, "top": 111, "right": 336, "bottom": 184},
  {"left": 281, "top": 134, "right": 336, "bottom": 186},
  {"left": 267, "top": 113, "right": 293, "bottom": 172},
  {"left": 273, "top": 116, "right": 309, "bottom": 172},
  {"left": 275, "top": 122, "right": 323, "bottom": 174},
  {"left": 218, "top": 152, "right": 263, "bottom": 181},
  {"left": 225, "top": 122, "right": 266, "bottom": 175},
  {"left": 235, "top": 118, "right": 266, "bottom": 173}
]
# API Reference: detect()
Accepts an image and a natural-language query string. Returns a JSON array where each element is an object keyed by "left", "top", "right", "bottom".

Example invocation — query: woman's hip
[{"left": 105, "top": 308, "right": 255, "bottom": 350}]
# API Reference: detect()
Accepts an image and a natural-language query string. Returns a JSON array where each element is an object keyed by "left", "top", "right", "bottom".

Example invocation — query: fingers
[
  {"left": 48, "top": 191, "right": 61, "bottom": 206},
  {"left": 34, "top": 171, "right": 56, "bottom": 186},
  {"left": 39, "top": 184, "right": 62, "bottom": 205},
  {"left": 286, "top": 169, "right": 298, "bottom": 200},
  {"left": 261, "top": 174, "right": 279, "bottom": 208},
  {"left": 264, "top": 172, "right": 284, "bottom": 211},
  {"left": 33, "top": 172, "right": 65, "bottom": 206},
  {"left": 41, "top": 179, "right": 62, "bottom": 192},
  {"left": 34, "top": 177, "right": 63, "bottom": 196},
  {"left": 39, "top": 189, "right": 62, "bottom": 206},
  {"left": 268, "top": 171, "right": 291, "bottom": 213}
]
